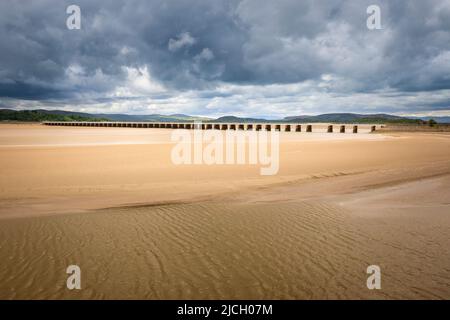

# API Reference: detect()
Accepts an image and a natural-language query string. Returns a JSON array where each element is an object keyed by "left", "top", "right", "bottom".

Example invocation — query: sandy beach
[{"left": 0, "top": 123, "right": 449, "bottom": 299}]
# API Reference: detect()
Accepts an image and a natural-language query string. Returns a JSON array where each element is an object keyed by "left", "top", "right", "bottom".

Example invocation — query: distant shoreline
[{"left": 2, "top": 108, "right": 448, "bottom": 124}]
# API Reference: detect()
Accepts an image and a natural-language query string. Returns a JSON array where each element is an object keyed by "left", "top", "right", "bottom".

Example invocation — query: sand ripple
[{"left": 1, "top": 201, "right": 449, "bottom": 299}]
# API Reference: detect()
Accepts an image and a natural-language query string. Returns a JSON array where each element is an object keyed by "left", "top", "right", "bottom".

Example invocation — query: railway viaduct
[{"left": 42, "top": 122, "right": 381, "bottom": 133}]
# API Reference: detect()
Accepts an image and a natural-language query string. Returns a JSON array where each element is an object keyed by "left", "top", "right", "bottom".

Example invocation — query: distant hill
[
  {"left": 210, "top": 113, "right": 423, "bottom": 124},
  {"left": 168, "top": 113, "right": 211, "bottom": 121},
  {"left": 93, "top": 113, "right": 211, "bottom": 122},
  {"left": 0, "top": 108, "right": 439, "bottom": 124},
  {"left": 0, "top": 109, "right": 108, "bottom": 122},
  {"left": 92, "top": 113, "right": 210, "bottom": 122},
  {"left": 210, "top": 116, "right": 270, "bottom": 123},
  {"left": 284, "top": 113, "right": 422, "bottom": 124},
  {"left": 44, "top": 111, "right": 210, "bottom": 122},
  {"left": 410, "top": 116, "right": 450, "bottom": 124},
  {"left": 0, "top": 109, "right": 211, "bottom": 122}
]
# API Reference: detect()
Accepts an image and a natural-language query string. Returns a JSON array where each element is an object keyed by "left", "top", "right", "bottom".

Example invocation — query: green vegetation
[
  {"left": 338, "top": 117, "right": 422, "bottom": 124},
  {"left": 0, "top": 109, "right": 108, "bottom": 122}
]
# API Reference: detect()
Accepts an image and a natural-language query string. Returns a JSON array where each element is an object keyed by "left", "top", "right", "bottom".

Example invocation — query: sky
[{"left": 1, "top": 0, "right": 450, "bottom": 118}]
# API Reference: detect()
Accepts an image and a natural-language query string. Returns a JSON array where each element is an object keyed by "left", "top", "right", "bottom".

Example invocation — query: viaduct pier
[{"left": 42, "top": 122, "right": 382, "bottom": 133}]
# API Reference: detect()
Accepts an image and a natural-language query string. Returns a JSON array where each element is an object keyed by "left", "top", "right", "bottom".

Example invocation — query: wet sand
[{"left": 0, "top": 124, "right": 449, "bottom": 299}]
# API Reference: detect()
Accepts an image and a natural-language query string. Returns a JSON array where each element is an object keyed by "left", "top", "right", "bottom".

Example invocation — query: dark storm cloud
[{"left": 0, "top": 0, "right": 449, "bottom": 115}]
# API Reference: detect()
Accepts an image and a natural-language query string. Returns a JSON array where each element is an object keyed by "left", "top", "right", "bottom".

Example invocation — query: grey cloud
[
  {"left": 168, "top": 32, "right": 196, "bottom": 52},
  {"left": 0, "top": 0, "right": 449, "bottom": 115}
]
